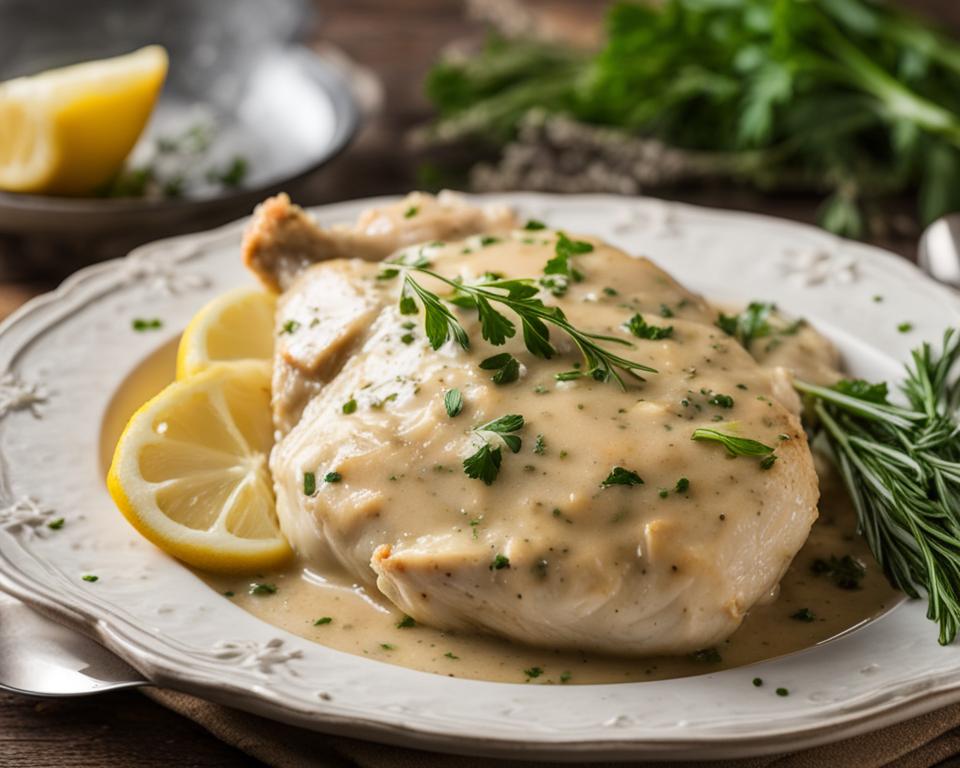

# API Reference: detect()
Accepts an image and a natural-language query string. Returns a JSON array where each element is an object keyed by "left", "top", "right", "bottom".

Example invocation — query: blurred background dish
[{"left": 0, "top": 0, "right": 359, "bottom": 278}]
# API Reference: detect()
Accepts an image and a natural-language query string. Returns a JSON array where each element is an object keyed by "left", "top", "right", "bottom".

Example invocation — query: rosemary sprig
[
  {"left": 389, "top": 264, "right": 656, "bottom": 387},
  {"left": 796, "top": 329, "right": 960, "bottom": 644}
]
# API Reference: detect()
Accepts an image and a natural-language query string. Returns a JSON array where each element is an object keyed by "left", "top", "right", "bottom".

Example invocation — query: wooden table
[{"left": 3, "top": 1, "right": 960, "bottom": 765}]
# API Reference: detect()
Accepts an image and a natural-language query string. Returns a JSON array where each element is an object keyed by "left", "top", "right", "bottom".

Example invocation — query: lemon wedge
[
  {"left": 0, "top": 45, "right": 168, "bottom": 195},
  {"left": 107, "top": 360, "right": 290, "bottom": 573},
  {"left": 176, "top": 287, "right": 277, "bottom": 380}
]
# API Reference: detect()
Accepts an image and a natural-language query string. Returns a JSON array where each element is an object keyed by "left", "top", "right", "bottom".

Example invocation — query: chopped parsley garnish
[
  {"left": 479, "top": 352, "right": 520, "bottom": 384},
  {"left": 691, "top": 648, "right": 722, "bottom": 664},
  {"left": 444, "top": 651, "right": 460, "bottom": 659},
  {"left": 380, "top": 643, "right": 396, "bottom": 651},
  {"left": 249, "top": 582, "right": 277, "bottom": 596},
  {"left": 47, "top": 517, "right": 65, "bottom": 530},
  {"left": 898, "top": 322, "right": 914, "bottom": 333},
  {"left": 524, "top": 666, "right": 544, "bottom": 679},
  {"left": 533, "top": 434, "right": 546, "bottom": 455},
  {"left": 491, "top": 554, "right": 511, "bottom": 570},
  {"left": 716, "top": 302, "right": 775, "bottom": 350},
  {"left": 224, "top": 591, "right": 235, "bottom": 598},
  {"left": 280, "top": 319, "right": 300, "bottom": 335},
  {"left": 691, "top": 428, "right": 775, "bottom": 464},
  {"left": 601, "top": 466, "right": 644, "bottom": 488},
  {"left": 81, "top": 574, "right": 98, "bottom": 583},
  {"left": 324, "top": 471, "right": 342, "bottom": 484},
  {"left": 603, "top": 287, "right": 618, "bottom": 296},
  {"left": 791, "top": 608, "right": 816, "bottom": 622},
  {"left": 401, "top": 332, "right": 416, "bottom": 345},
  {"left": 396, "top": 615, "right": 416, "bottom": 628},
  {"left": 559, "top": 671, "right": 572, "bottom": 683},
  {"left": 444, "top": 388, "right": 464, "bottom": 417},
  {"left": 463, "top": 414, "right": 525, "bottom": 484},
  {"left": 314, "top": 617, "right": 333, "bottom": 626},
  {"left": 542, "top": 232, "right": 591, "bottom": 293},
  {"left": 342, "top": 399, "right": 358, "bottom": 415},
  {"left": 708, "top": 393, "right": 734, "bottom": 408},
  {"left": 812, "top": 555, "right": 865, "bottom": 590},
  {"left": 303, "top": 472, "right": 316, "bottom": 496},
  {"left": 675, "top": 477, "right": 690, "bottom": 494},
  {"left": 209, "top": 156, "right": 248, "bottom": 188},
  {"left": 759, "top": 454, "right": 778, "bottom": 470},
  {"left": 132, "top": 318, "right": 163, "bottom": 332},
  {"left": 480, "top": 235, "right": 500, "bottom": 247},
  {"left": 524, "top": 219, "right": 547, "bottom": 230},
  {"left": 832, "top": 379, "right": 889, "bottom": 404},
  {"left": 776, "top": 687, "right": 790, "bottom": 697},
  {"left": 625, "top": 314, "right": 673, "bottom": 341},
  {"left": 752, "top": 677, "right": 763, "bottom": 687},
  {"left": 659, "top": 304, "right": 675, "bottom": 318},
  {"left": 403, "top": 205, "right": 419, "bottom": 218}
]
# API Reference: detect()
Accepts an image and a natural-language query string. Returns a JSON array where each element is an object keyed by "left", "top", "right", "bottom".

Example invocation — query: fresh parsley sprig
[
  {"left": 463, "top": 414, "right": 525, "bottom": 485},
  {"left": 388, "top": 264, "right": 655, "bottom": 387},
  {"left": 795, "top": 329, "right": 960, "bottom": 644}
]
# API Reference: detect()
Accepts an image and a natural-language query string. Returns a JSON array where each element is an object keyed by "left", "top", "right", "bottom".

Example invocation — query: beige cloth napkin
[{"left": 145, "top": 688, "right": 960, "bottom": 768}]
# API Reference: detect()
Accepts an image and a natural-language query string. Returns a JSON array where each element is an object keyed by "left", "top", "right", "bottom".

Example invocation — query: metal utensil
[
  {"left": 919, "top": 214, "right": 960, "bottom": 288},
  {"left": 0, "top": 591, "right": 147, "bottom": 697}
]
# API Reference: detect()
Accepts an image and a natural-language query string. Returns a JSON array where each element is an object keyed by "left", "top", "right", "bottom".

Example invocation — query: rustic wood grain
[{"left": 2, "top": 1, "right": 960, "bottom": 766}]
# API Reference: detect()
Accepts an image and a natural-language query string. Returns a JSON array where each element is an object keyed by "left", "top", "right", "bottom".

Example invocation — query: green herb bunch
[
  {"left": 796, "top": 329, "right": 960, "bottom": 644},
  {"left": 426, "top": 0, "right": 960, "bottom": 237}
]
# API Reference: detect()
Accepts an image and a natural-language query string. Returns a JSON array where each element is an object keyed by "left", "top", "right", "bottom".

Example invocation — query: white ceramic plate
[{"left": 1, "top": 194, "right": 959, "bottom": 762}]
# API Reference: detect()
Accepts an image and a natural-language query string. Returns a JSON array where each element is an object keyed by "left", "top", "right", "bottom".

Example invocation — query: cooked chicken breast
[{"left": 244, "top": 193, "right": 819, "bottom": 656}]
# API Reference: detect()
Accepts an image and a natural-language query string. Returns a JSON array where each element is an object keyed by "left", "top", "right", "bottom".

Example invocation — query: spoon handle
[{"left": 0, "top": 591, "right": 148, "bottom": 697}]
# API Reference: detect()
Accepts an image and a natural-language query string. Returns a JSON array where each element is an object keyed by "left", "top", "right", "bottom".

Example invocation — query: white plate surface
[{"left": 0, "top": 193, "right": 959, "bottom": 762}]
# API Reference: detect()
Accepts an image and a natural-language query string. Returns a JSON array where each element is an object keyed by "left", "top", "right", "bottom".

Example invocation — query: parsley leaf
[
  {"left": 463, "top": 443, "right": 502, "bottom": 485},
  {"left": 691, "top": 428, "right": 775, "bottom": 460},
  {"left": 601, "top": 466, "right": 644, "bottom": 487},
  {"left": 833, "top": 379, "right": 889, "bottom": 404},
  {"left": 479, "top": 353, "right": 520, "bottom": 384},
  {"left": 444, "top": 388, "right": 464, "bottom": 417},
  {"left": 625, "top": 314, "right": 673, "bottom": 341}
]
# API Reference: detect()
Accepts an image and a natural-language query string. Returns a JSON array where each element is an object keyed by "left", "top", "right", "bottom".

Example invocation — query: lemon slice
[
  {"left": 0, "top": 46, "right": 168, "bottom": 195},
  {"left": 176, "top": 287, "right": 277, "bottom": 380},
  {"left": 108, "top": 360, "right": 290, "bottom": 573}
]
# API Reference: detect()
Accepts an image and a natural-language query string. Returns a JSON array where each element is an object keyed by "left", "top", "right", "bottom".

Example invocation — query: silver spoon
[
  {"left": 919, "top": 214, "right": 960, "bottom": 288},
  {"left": 0, "top": 591, "right": 147, "bottom": 696}
]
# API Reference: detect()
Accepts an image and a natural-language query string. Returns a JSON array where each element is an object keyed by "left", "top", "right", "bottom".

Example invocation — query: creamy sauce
[
  {"left": 201, "top": 474, "right": 897, "bottom": 685},
  {"left": 100, "top": 310, "right": 899, "bottom": 686}
]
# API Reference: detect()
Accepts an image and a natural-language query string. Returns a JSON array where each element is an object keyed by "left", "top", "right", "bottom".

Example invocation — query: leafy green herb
[
  {"left": 249, "top": 582, "right": 277, "bottom": 596},
  {"left": 776, "top": 688, "right": 790, "bottom": 697},
  {"left": 708, "top": 393, "right": 734, "bottom": 408},
  {"left": 81, "top": 574, "right": 98, "bottom": 583},
  {"left": 424, "top": 1, "right": 960, "bottom": 235},
  {"left": 380, "top": 643, "right": 396, "bottom": 651},
  {"left": 324, "top": 472, "right": 342, "bottom": 484},
  {"left": 404, "top": 206, "right": 420, "bottom": 218},
  {"left": 691, "top": 428, "right": 775, "bottom": 463},
  {"left": 464, "top": 414, "right": 525, "bottom": 484},
  {"left": 480, "top": 353, "right": 521, "bottom": 384},
  {"left": 224, "top": 591, "right": 235, "bottom": 598},
  {"left": 675, "top": 477, "right": 690, "bottom": 494},
  {"left": 716, "top": 303, "right": 774, "bottom": 350},
  {"left": 444, "top": 388, "right": 464, "bottom": 417},
  {"left": 833, "top": 379, "right": 889, "bottom": 404},
  {"left": 625, "top": 314, "right": 673, "bottom": 341},
  {"left": 533, "top": 433, "right": 545, "bottom": 455},
  {"left": 811, "top": 555, "right": 866, "bottom": 591},
  {"left": 401, "top": 332, "right": 416, "bottom": 345},
  {"left": 601, "top": 466, "right": 644, "bottom": 488},
  {"left": 795, "top": 330, "right": 960, "bottom": 643},
  {"left": 491, "top": 554, "right": 511, "bottom": 570},
  {"left": 791, "top": 608, "right": 816, "bottom": 623},
  {"left": 559, "top": 671, "right": 572, "bottom": 683},
  {"left": 280, "top": 319, "right": 300, "bottom": 335},
  {"left": 304, "top": 472, "right": 317, "bottom": 496},
  {"left": 314, "top": 617, "right": 333, "bottom": 626},
  {"left": 388, "top": 266, "right": 655, "bottom": 388},
  {"left": 132, "top": 318, "right": 163, "bottom": 332},
  {"left": 660, "top": 304, "right": 675, "bottom": 318},
  {"left": 397, "top": 615, "right": 416, "bottom": 628},
  {"left": 444, "top": 651, "right": 460, "bottom": 659},
  {"left": 691, "top": 648, "right": 722, "bottom": 664},
  {"left": 898, "top": 322, "right": 915, "bottom": 333},
  {"left": 752, "top": 677, "right": 763, "bottom": 687},
  {"left": 524, "top": 219, "right": 547, "bottom": 230},
  {"left": 342, "top": 399, "right": 358, "bottom": 415},
  {"left": 47, "top": 517, "right": 65, "bottom": 530},
  {"left": 524, "top": 665, "right": 543, "bottom": 678},
  {"left": 207, "top": 156, "right": 248, "bottom": 188}
]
